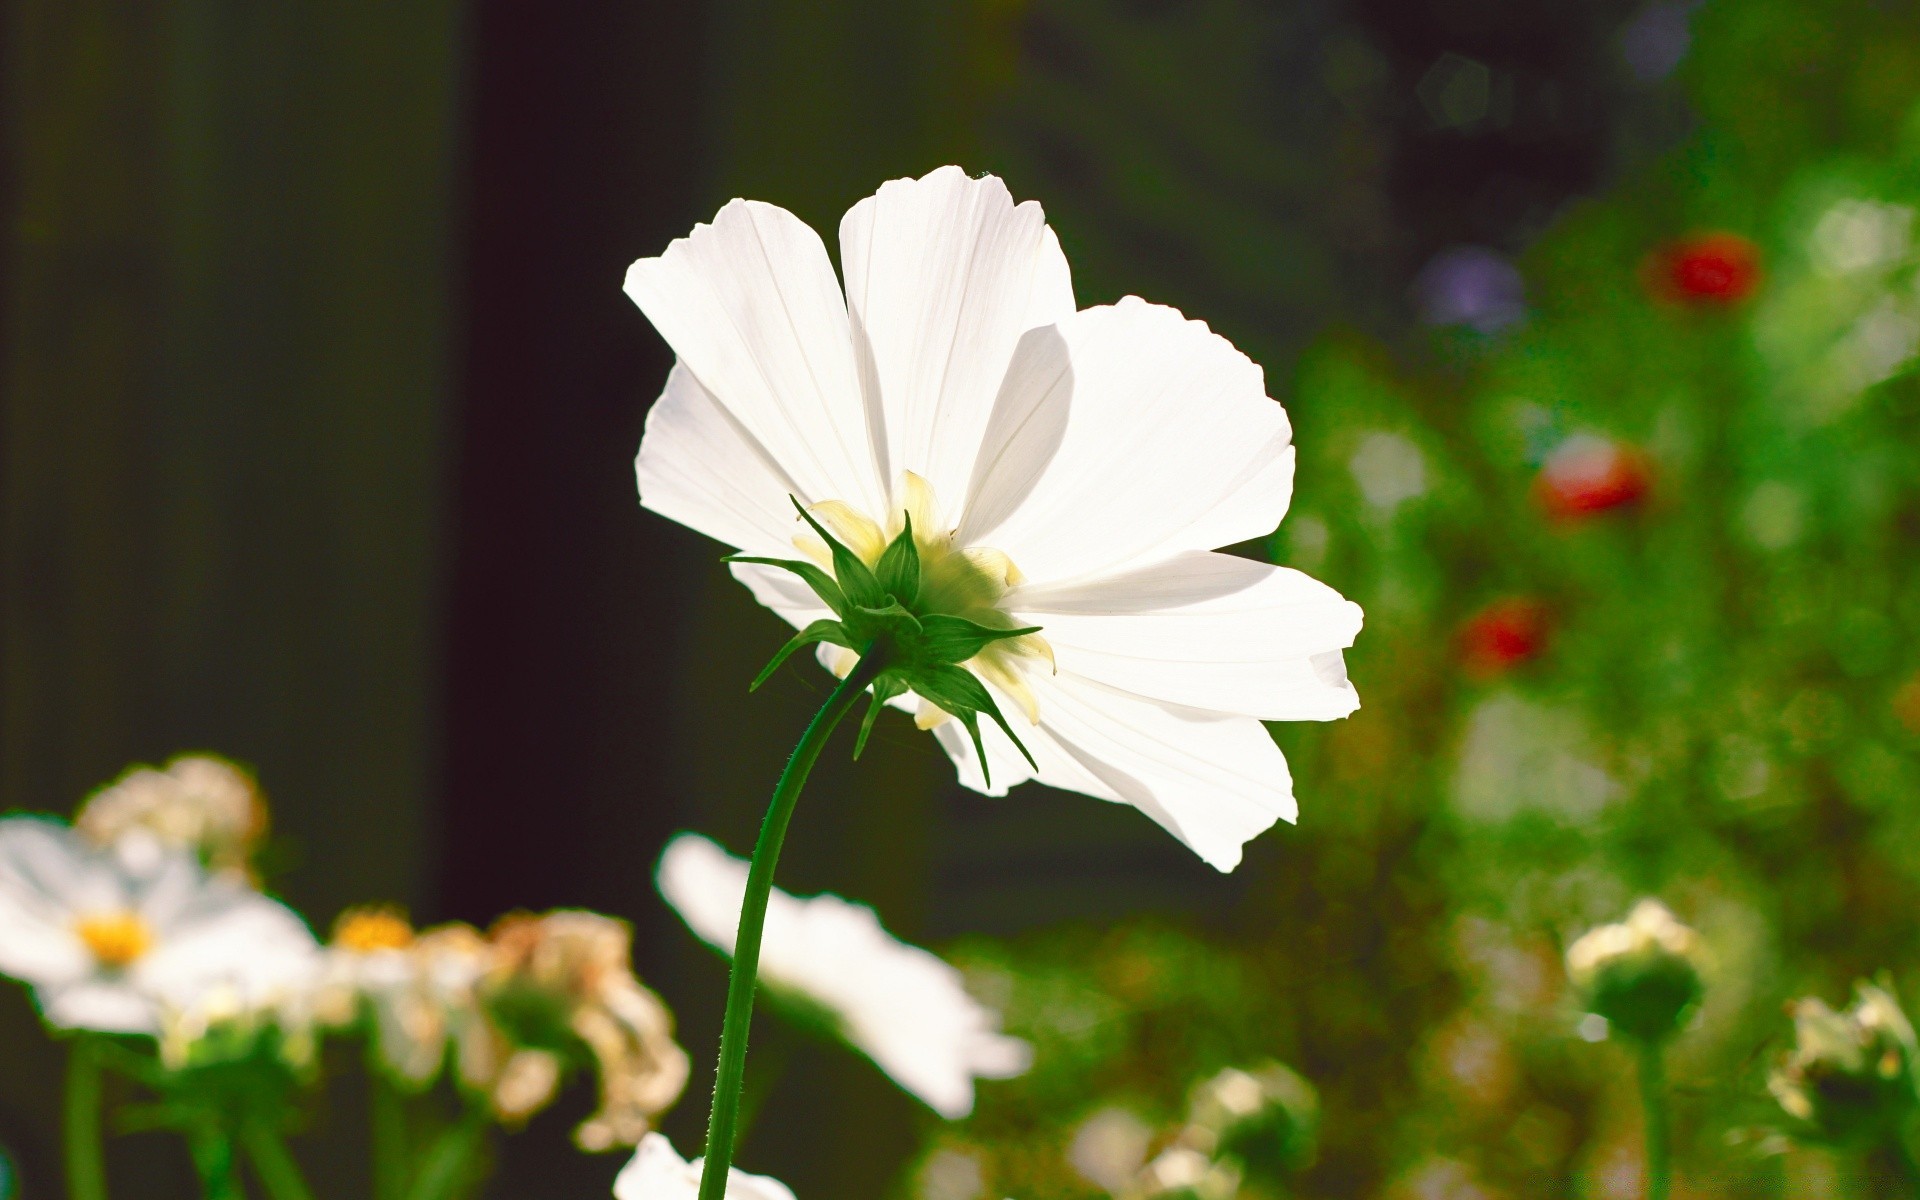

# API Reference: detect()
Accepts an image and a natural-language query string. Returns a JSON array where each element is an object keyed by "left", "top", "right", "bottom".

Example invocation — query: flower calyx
[{"left": 726, "top": 498, "right": 1041, "bottom": 785}]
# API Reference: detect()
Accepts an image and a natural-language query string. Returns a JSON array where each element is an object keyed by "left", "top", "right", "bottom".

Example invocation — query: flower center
[
  {"left": 74, "top": 910, "right": 153, "bottom": 968},
  {"left": 334, "top": 905, "right": 416, "bottom": 952},
  {"left": 797, "top": 472, "right": 1053, "bottom": 725}
]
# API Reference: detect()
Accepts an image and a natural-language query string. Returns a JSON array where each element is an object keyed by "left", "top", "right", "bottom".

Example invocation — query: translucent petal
[
  {"left": 636, "top": 363, "right": 807, "bottom": 557},
  {"left": 625, "top": 199, "right": 882, "bottom": 516},
  {"left": 840, "top": 167, "right": 1066, "bottom": 510},
  {"left": 614, "top": 1131, "right": 797, "bottom": 1200},
  {"left": 1012, "top": 552, "right": 1363, "bottom": 720},
  {"left": 959, "top": 298, "right": 1295, "bottom": 584}
]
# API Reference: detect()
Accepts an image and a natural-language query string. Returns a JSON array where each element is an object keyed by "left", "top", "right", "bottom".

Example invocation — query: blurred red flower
[
  {"left": 1533, "top": 435, "right": 1652, "bottom": 519},
  {"left": 1459, "top": 598, "right": 1551, "bottom": 677},
  {"left": 1644, "top": 231, "right": 1761, "bottom": 305}
]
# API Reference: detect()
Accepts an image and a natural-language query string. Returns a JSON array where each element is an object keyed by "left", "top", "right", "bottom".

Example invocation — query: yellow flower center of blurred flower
[
  {"left": 797, "top": 472, "right": 1054, "bottom": 726},
  {"left": 334, "top": 906, "right": 416, "bottom": 952},
  {"left": 74, "top": 911, "right": 153, "bottom": 968}
]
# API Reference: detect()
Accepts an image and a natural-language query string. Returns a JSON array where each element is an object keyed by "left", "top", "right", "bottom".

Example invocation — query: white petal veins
[
  {"left": 624, "top": 199, "right": 883, "bottom": 516},
  {"left": 840, "top": 167, "right": 1057, "bottom": 509},
  {"left": 637, "top": 363, "right": 809, "bottom": 557},
  {"left": 960, "top": 298, "right": 1295, "bottom": 585},
  {"left": 1011, "top": 552, "right": 1363, "bottom": 720}
]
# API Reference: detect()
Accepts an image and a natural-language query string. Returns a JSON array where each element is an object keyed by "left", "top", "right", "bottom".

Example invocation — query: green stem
[
  {"left": 64, "top": 1039, "right": 108, "bottom": 1200},
  {"left": 188, "top": 1128, "right": 242, "bottom": 1200},
  {"left": 369, "top": 1072, "right": 409, "bottom": 1200},
  {"left": 242, "top": 1122, "right": 316, "bottom": 1200},
  {"left": 1883, "top": 1133, "right": 1920, "bottom": 1198},
  {"left": 696, "top": 648, "right": 889, "bottom": 1200},
  {"left": 1637, "top": 1040, "right": 1670, "bottom": 1200},
  {"left": 404, "top": 1105, "right": 489, "bottom": 1200}
]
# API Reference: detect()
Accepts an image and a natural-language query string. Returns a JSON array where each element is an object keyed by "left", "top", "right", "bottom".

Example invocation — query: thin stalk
[
  {"left": 404, "top": 1105, "right": 489, "bottom": 1200},
  {"left": 1638, "top": 1039, "right": 1670, "bottom": 1200},
  {"left": 696, "top": 648, "right": 889, "bottom": 1200},
  {"left": 188, "top": 1128, "right": 243, "bottom": 1200},
  {"left": 242, "top": 1122, "right": 316, "bottom": 1200},
  {"left": 64, "top": 1039, "right": 108, "bottom": 1200},
  {"left": 369, "top": 1071, "right": 410, "bottom": 1200}
]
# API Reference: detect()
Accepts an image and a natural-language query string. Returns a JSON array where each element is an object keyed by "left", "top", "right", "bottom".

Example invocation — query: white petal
[
  {"left": 0, "top": 894, "right": 90, "bottom": 990},
  {"left": 625, "top": 199, "right": 882, "bottom": 516},
  {"left": 614, "top": 1131, "right": 796, "bottom": 1200},
  {"left": 657, "top": 835, "right": 1028, "bottom": 1118},
  {"left": 137, "top": 891, "right": 318, "bottom": 1007},
  {"left": 839, "top": 168, "right": 1060, "bottom": 508},
  {"left": 1012, "top": 552, "right": 1363, "bottom": 720},
  {"left": 959, "top": 298, "right": 1295, "bottom": 584},
  {"left": 41, "top": 980, "right": 158, "bottom": 1035},
  {"left": 637, "top": 363, "right": 809, "bottom": 556},
  {"left": 0, "top": 818, "right": 121, "bottom": 917},
  {"left": 728, "top": 561, "right": 834, "bottom": 632}
]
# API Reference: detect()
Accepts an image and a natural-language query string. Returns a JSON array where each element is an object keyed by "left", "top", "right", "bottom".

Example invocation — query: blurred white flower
[
  {"left": 0, "top": 817, "right": 317, "bottom": 1035},
  {"left": 627, "top": 166, "right": 1362, "bottom": 871},
  {"left": 657, "top": 834, "right": 1029, "bottom": 1118},
  {"left": 315, "top": 908, "right": 483, "bottom": 1087},
  {"left": 614, "top": 1132, "right": 795, "bottom": 1200},
  {"left": 76, "top": 753, "right": 267, "bottom": 883},
  {"left": 1348, "top": 432, "right": 1428, "bottom": 511}
]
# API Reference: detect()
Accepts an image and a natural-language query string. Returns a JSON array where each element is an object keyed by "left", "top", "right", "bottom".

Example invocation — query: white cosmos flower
[
  {"left": 657, "top": 833, "right": 1029, "bottom": 1119},
  {"left": 614, "top": 1132, "right": 795, "bottom": 1200},
  {"left": 0, "top": 817, "right": 318, "bottom": 1035},
  {"left": 627, "top": 166, "right": 1362, "bottom": 870}
]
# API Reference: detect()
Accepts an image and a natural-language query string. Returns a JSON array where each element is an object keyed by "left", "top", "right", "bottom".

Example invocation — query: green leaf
[
  {"left": 915, "top": 614, "right": 1043, "bottom": 666},
  {"left": 721, "top": 556, "right": 847, "bottom": 618},
  {"left": 874, "top": 514, "right": 921, "bottom": 608},
  {"left": 853, "top": 676, "right": 906, "bottom": 760},
  {"left": 790, "top": 497, "right": 883, "bottom": 609},
  {"left": 749, "top": 620, "right": 851, "bottom": 692}
]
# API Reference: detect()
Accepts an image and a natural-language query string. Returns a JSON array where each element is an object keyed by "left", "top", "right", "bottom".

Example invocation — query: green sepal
[
  {"left": 874, "top": 515, "right": 921, "bottom": 609},
  {"left": 841, "top": 598, "right": 923, "bottom": 649},
  {"left": 852, "top": 676, "right": 906, "bottom": 761},
  {"left": 914, "top": 614, "right": 1043, "bottom": 667},
  {"left": 790, "top": 498, "right": 884, "bottom": 609},
  {"left": 911, "top": 663, "right": 1041, "bottom": 784},
  {"left": 749, "top": 619, "right": 851, "bottom": 692},
  {"left": 721, "top": 555, "right": 847, "bottom": 618}
]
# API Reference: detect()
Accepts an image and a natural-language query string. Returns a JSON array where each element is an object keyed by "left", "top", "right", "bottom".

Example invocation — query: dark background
[{"left": 0, "top": 1, "right": 1685, "bottom": 1195}]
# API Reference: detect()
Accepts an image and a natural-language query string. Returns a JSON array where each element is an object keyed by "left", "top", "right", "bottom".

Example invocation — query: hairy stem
[
  {"left": 696, "top": 648, "right": 888, "bottom": 1200},
  {"left": 64, "top": 1039, "right": 108, "bottom": 1200}
]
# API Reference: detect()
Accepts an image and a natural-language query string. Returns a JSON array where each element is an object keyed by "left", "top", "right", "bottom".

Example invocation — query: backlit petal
[
  {"left": 960, "top": 298, "right": 1295, "bottom": 584},
  {"left": 637, "top": 363, "right": 808, "bottom": 557},
  {"left": 626, "top": 199, "right": 882, "bottom": 515},
  {"left": 1013, "top": 552, "right": 1363, "bottom": 720},
  {"left": 840, "top": 168, "right": 1061, "bottom": 509}
]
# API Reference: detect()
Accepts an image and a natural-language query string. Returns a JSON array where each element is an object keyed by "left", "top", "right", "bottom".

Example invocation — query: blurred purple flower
[
  {"left": 1414, "top": 246, "right": 1526, "bottom": 334},
  {"left": 1620, "top": 1, "right": 1702, "bottom": 84}
]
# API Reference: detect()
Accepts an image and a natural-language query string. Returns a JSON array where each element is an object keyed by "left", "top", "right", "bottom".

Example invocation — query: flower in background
[
  {"left": 1769, "top": 980, "right": 1919, "bottom": 1145},
  {"left": 476, "top": 909, "right": 690, "bottom": 1151},
  {"left": 627, "top": 166, "right": 1362, "bottom": 871},
  {"left": 1182, "top": 1063, "right": 1319, "bottom": 1182},
  {"left": 0, "top": 817, "right": 316, "bottom": 1035},
  {"left": 614, "top": 1131, "right": 795, "bottom": 1200},
  {"left": 657, "top": 833, "right": 1029, "bottom": 1118},
  {"left": 1457, "top": 598, "right": 1552, "bottom": 677},
  {"left": 1533, "top": 434, "right": 1652, "bottom": 520},
  {"left": 1413, "top": 246, "right": 1527, "bottom": 334},
  {"left": 76, "top": 753, "right": 268, "bottom": 883},
  {"left": 1643, "top": 231, "right": 1761, "bottom": 306},
  {"left": 315, "top": 907, "right": 487, "bottom": 1088},
  {"left": 1565, "top": 900, "right": 1704, "bottom": 1044}
]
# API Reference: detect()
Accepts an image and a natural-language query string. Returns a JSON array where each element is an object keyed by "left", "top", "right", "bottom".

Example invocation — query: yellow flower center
[
  {"left": 334, "top": 906, "right": 416, "bottom": 952},
  {"left": 74, "top": 911, "right": 153, "bottom": 968},
  {"left": 797, "top": 472, "right": 1054, "bottom": 726}
]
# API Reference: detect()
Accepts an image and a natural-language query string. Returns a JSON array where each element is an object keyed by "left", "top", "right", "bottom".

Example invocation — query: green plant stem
[
  {"left": 64, "top": 1039, "right": 108, "bottom": 1200},
  {"left": 405, "top": 1105, "right": 489, "bottom": 1200},
  {"left": 1638, "top": 1039, "right": 1670, "bottom": 1200},
  {"left": 696, "top": 647, "right": 889, "bottom": 1200},
  {"left": 370, "top": 1072, "right": 409, "bottom": 1200},
  {"left": 242, "top": 1122, "right": 316, "bottom": 1200},
  {"left": 1884, "top": 1134, "right": 1920, "bottom": 1198},
  {"left": 188, "top": 1128, "right": 243, "bottom": 1200}
]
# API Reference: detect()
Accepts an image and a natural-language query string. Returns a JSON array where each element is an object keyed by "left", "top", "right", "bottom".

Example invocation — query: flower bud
[
  {"left": 1183, "top": 1063, "right": 1318, "bottom": 1181},
  {"left": 1769, "top": 980, "right": 1919, "bottom": 1145},
  {"left": 1565, "top": 900, "right": 1704, "bottom": 1044}
]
